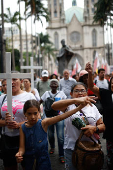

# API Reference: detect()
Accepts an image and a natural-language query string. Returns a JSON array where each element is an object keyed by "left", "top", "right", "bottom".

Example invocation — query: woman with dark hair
[
  {"left": 52, "top": 82, "right": 105, "bottom": 170},
  {"left": 23, "top": 78, "right": 40, "bottom": 101},
  {"left": 49, "top": 74, "right": 58, "bottom": 80},
  {"left": 86, "top": 62, "right": 113, "bottom": 170}
]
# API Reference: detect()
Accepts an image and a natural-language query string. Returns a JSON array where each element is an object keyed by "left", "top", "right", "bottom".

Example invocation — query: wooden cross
[
  {"left": 21, "top": 57, "right": 43, "bottom": 89},
  {"left": 0, "top": 52, "right": 31, "bottom": 117}
]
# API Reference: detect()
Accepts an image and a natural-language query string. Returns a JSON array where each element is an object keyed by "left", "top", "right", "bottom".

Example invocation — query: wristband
[{"left": 95, "top": 126, "right": 99, "bottom": 133}]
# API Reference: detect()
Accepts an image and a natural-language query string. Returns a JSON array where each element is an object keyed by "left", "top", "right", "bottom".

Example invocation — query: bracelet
[{"left": 95, "top": 126, "right": 99, "bottom": 133}]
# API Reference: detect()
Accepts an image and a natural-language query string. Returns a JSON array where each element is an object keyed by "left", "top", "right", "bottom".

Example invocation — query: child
[{"left": 15, "top": 98, "right": 94, "bottom": 170}]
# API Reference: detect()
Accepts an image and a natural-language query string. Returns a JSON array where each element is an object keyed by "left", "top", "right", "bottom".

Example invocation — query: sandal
[
  {"left": 49, "top": 148, "right": 54, "bottom": 154},
  {"left": 59, "top": 157, "right": 65, "bottom": 163}
]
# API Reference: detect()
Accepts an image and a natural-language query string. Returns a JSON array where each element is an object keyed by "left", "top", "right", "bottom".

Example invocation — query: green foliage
[
  {"left": 19, "top": 0, "right": 50, "bottom": 23},
  {"left": 5, "top": 48, "right": 20, "bottom": 71},
  {"left": 2, "top": 8, "right": 21, "bottom": 29},
  {"left": 23, "top": 52, "right": 32, "bottom": 65},
  {"left": 93, "top": 0, "right": 113, "bottom": 26},
  {"left": 42, "top": 44, "right": 56, "bottom": 60}
]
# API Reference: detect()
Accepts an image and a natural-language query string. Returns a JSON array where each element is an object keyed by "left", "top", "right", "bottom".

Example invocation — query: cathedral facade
[{"left": 46, "top": 0, "right": 105, "bottom": 71}]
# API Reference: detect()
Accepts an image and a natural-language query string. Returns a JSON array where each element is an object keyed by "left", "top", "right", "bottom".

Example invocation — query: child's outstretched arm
[
  {"left": 15, "top": 126, "right": 25, "bottom": 163},
  {"left": 42, "top": 104, "right": 85, "bottom": 132}
]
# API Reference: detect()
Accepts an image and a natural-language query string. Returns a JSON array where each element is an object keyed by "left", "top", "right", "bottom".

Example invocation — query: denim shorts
[{"left": 64, "top": 149, "right": 77, "bottom": 170}]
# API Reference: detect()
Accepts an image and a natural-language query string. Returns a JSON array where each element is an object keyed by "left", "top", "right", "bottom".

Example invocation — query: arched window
[
  {"left": 54, "top": 32, "right": 59, "bottom": 50},
  {"left": 54, "top": 0, "right": 57, "bottom": 6},
  {"left": 92, "top": 29, "right": 97, "bottom": 47},
  {"left": 54, "top": 10, "right": 57, "bottom": 17},
  {"left": 93, "top": 50, "right": 96, "bottom": 67}
]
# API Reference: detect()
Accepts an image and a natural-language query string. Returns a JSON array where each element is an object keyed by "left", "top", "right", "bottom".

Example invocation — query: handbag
[{"left": 72, "top": 131, "right": 104, "bottom": 170}]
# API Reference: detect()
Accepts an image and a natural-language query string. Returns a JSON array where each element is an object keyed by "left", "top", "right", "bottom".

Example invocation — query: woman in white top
[
  {"left": 52, "top": 82, "right": 105, "bottom": 170},
  {"left": 0, "top": 78, "right": 36, "bottom": 170},
  {"left": 23, "top": 78, "right": 40, "bottom": 101}
]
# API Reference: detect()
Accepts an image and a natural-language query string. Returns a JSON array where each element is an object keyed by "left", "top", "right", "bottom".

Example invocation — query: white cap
[{"left": 41, "top": 70, "right": 49, "bottom": 77}]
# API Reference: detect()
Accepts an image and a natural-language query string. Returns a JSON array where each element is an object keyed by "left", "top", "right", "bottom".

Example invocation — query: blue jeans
[
  {"left": 64, "top": 149, "right": 77, "bottom": 170},
  {"left": 48, "top": 120, "right": 64, "bottom": 157}
]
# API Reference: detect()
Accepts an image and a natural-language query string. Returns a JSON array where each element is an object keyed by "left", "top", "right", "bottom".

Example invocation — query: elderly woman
[
  {"left": 0, "top": 77, "right": 36, "bottom": 170},
  {"left": 52, "top": 82, "right": 105, "bottom": 170},
  {"left": 86, "top": 62, "right": 113, "bottom": 170}
]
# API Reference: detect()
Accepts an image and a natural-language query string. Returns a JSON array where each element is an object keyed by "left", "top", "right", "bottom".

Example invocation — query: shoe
[
  {"left": 59, "top": 157, "right": 65, "bottom": 163},
  {"left": 49, "top": 148, "right": 54, "bottom": 154}
]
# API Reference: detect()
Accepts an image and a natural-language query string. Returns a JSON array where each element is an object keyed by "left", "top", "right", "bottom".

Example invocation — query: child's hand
[{"left": 15, "top": 152, "right": 23, "bottom": 163}]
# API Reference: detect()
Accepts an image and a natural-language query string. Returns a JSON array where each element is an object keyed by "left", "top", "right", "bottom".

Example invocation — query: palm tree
[
  {"left": 42, "top": 44, "right": 56, "bottom": 72},
  {"left": 93, "top": 0, "right": 113, "bottom": 26},
  {"left": 20, "top": 0, "right": 49, "bottom": 57},
  {"left": 3, "top": 8, "right": 20, "bottom": 70},
  {"left": 18, "top": 0, "right": 29, "bottom": 71}
]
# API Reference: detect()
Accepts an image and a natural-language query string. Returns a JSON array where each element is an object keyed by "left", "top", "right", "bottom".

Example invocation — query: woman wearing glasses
[{"left": 52, "top": 82, "right": 105, "bottom": 170}]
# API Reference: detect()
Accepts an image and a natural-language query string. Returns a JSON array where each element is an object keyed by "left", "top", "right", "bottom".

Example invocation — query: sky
[{"left": 2, "top": 0, "right": 84, "bottom": 35}]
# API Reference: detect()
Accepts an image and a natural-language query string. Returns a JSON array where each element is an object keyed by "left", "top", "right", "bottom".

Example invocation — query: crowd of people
[{"left": 0, "top": 65, "right": 112, "bottom": 170}]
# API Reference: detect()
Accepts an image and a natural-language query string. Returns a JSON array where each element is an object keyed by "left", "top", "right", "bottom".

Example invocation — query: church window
[
  {"left": 54, "top": 0, "right": 57, "bottom": 6},
  {"left": 92, "top": 29, "right": 97, "bottom": 47},
  {"left": 54, "top": 10, "right": 57, "bottom": 17},
  {"left": 54, "top": 32, "right": 59, "bottom": 50},
  {"left": 93, "top": 50, "right": 96, "bottom": 66},
  {"left": 92, "top": 8, "right": 94, "bottom": 13},
  {"left": 70, "top": 31, "right": 81, "bottom": 43}
]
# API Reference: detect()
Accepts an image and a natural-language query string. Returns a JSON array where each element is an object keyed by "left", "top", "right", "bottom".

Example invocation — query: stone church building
[{"left": 46, "top": 0, "right": 105, "bottom": 72}]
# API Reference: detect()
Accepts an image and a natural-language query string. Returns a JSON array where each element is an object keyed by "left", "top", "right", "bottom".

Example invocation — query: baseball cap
[
  {"left": 41, "top": 70, "right": 49, "bottom": 77},
  {"left": 79, "top": 70, "right": 88, "bottom": 78}
]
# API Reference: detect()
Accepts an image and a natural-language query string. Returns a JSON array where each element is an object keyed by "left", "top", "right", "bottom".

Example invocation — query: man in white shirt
[{"left": 94, "top": 68, "right": 109, "bottom": 89}]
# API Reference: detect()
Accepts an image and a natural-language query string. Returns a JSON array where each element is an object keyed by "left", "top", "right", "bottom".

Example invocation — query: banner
[
  {"left": 93, "top": 52, "right": 100, "bottom": 72},
  {"left": 72, "top": 59, "right": 81, "bottom": 75}
]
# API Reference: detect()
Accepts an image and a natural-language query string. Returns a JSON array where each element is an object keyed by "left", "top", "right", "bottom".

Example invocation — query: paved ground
[{"left": 0, "top": 133, "right": 109, "bottom": 170}]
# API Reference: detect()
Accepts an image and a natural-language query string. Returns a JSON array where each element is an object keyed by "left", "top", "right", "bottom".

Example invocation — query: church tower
[
  {"left": 48, "top": 0, "right": 65, "bottom": 27},
  {"left": 47, "top": 0, "right": 67, "bottom": 50},
  {"left": 84, "top": 0, "right": 98, "bottom": 23},
  {"left": 83, "top": 0, "right": 105, "bottom": 65}
]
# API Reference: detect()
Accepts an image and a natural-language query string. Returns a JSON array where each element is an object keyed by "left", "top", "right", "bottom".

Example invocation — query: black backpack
[{"left": 44, "top": 92, "right": 59, "bottom": 117}]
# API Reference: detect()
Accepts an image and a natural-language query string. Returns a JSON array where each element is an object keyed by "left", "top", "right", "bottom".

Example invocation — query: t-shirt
[
  {"left": 64, "top": 104, "right": 101, "bottom": 151},
  {"left": 95, "top": 79, "right": 109, "bottom": 89},
  {"left": 99, "top": 88, "right": 113, "bottom": 141},
  {"left": 41, "top": 90, "right": 67, "bottom": 114},
  {"left": 28, "top": 88, "right": 40, "bottom": 101},
  {"left": 0, "top": 92, "right": 36, "bottom": 137},
  {"left": 59, "top": 77, "right": 77, "bottom": 99},
  {"left": 37, "top": 80, "right": 50, "bottom": 97}
]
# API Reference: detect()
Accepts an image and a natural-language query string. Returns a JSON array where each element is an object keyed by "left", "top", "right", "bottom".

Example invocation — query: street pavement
[{"left": 0, "top": 133, "right": 109, "bottom": 170}]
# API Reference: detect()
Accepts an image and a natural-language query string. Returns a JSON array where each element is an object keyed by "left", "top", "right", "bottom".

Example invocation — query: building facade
[
  {"left": 46, "top": 0, "right": 105, "bottom": 72},
  {"left": 5, "top": 26, "right": 34, "bottom": 52}
]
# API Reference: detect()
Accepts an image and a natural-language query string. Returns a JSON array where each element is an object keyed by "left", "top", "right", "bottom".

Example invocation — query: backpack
[
  {"left": 72, "top": 131, "right": 104, "bottom": 170},
  {"left": 44, "top": 92, "right": 59, "bottom": 117}
]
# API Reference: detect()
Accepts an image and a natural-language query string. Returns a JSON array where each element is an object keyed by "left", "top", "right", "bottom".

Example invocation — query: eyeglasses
[{"left": 73, "top": 90, "right": 87, "bottom": 93}]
